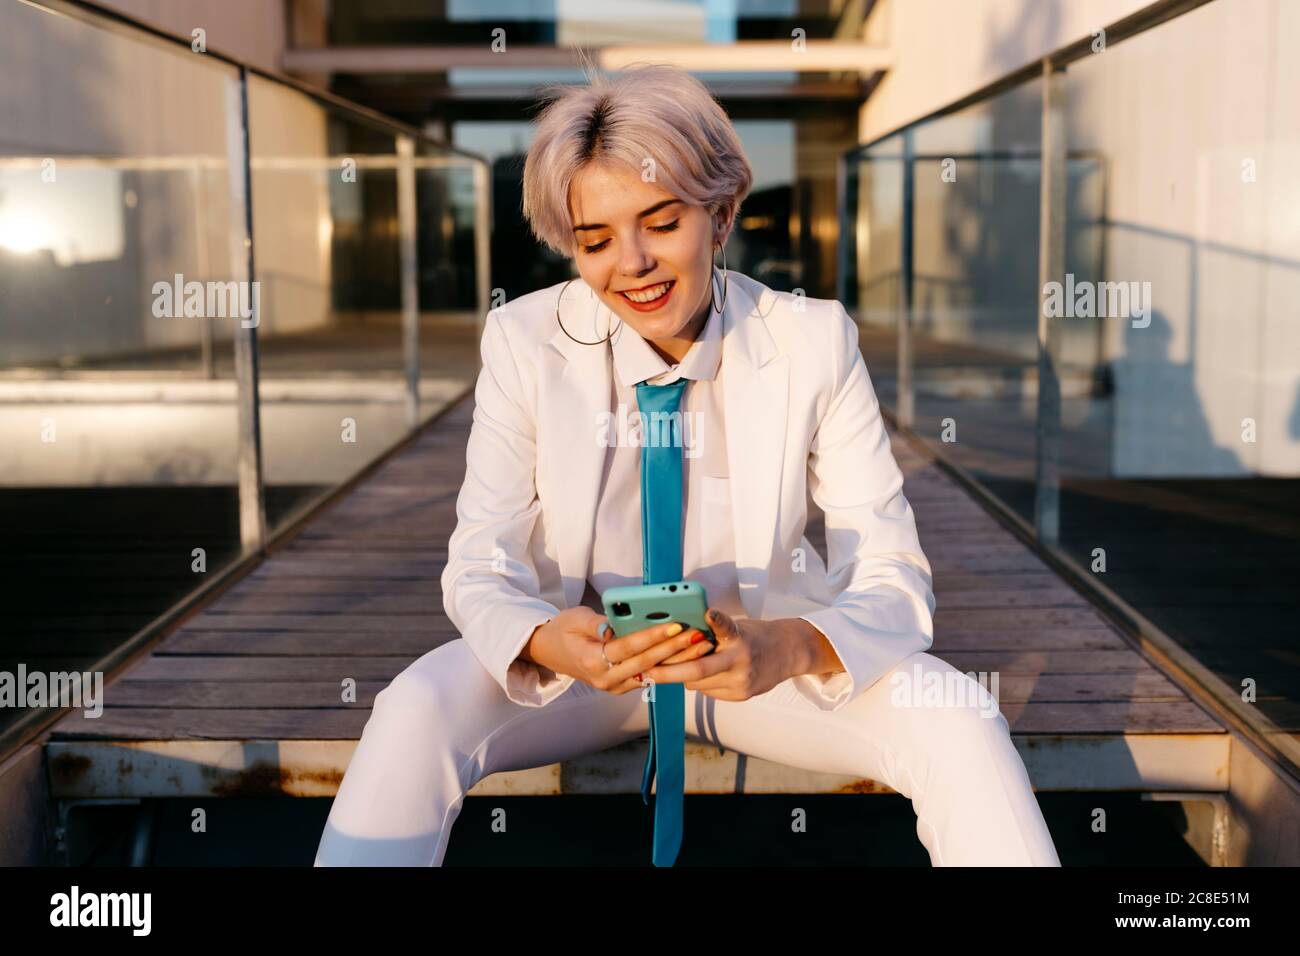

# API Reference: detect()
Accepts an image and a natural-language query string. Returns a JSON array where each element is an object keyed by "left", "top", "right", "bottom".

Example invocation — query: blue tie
[{"left": 635, "top": 376, "right": 689, "bottom": 867}]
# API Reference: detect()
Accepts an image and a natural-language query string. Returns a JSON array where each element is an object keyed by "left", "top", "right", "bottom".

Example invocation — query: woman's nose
[{"left": 616, "top": 236, "right": 654, "bottom": 277}]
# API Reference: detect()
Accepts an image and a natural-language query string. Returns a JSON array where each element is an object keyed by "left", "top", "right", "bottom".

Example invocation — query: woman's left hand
[{"left": 639, "top": 608, "right": 804, "bottom": 702}]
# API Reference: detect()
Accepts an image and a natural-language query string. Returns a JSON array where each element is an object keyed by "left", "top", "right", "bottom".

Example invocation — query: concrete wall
[
  {"left": 1066, "top": 0, "right": 1300, "bottom": 477},
  {"left": 855, "top": 0, "right": 1300, "bottom": 478},
  {"left": 860, "top": 0, "right": 1153, "bottom": 142},
  {"left": 94, "top": 0, "right": 287, "bottom": 74}
]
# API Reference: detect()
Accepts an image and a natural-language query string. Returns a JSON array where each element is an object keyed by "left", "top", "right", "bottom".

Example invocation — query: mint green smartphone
[{"left": 601, "top": 581, "right": 716, "bottom": 649}]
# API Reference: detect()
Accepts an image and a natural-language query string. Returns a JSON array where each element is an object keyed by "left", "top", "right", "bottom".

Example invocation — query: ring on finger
[{"left": 598, "top": 622, "right": 614, "bottom": 670}]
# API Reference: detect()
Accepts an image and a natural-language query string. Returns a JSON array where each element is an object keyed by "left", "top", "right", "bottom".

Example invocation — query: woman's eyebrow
[{"left": 573, "top": 199, "right": 682, "bottom": 232}]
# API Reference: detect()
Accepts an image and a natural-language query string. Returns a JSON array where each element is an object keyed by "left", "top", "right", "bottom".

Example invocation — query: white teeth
[{"left": 622, "top": 281, "right": 672, "bottom": 303}]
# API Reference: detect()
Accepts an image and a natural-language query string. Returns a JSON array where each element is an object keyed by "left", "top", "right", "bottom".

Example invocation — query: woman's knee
[
  {"left": 882, "top": 651, "right": 1008, "bottom": 745},
  {"left": 370, "top": 639, "right": 504, "bottom": 740}
]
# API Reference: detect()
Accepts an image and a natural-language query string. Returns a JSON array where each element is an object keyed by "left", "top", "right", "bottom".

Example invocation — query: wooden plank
[
  {"left": 104, "top": 681, "right": 391, "bottom": 708},
  {"left": 49, "top": 708, "right": 372, "bottom": 740},
  {"left": 933, "top": 571, "right": 1077, "bottom": 590},
  {"left": 96, "top": 671, "right": 1195, "bottom": 710},
  {"left": 932, "top": 627, "right": 1128, "bottom": 651},
  {"left": 932, "top": 607, "right": 1109, "bottom": 630},
  {"left": 928, "top": 552, "right": 1052, "bottom": 572},
  {"left": 123, "top": 656, "right": 413, "bottom": 681},
  {"left": 930, "top": 650, "right": 1161, "bottom": 674},
  {"left": 1000, "top": 700, "right": 1221, "bottom": 733},
  {"left": 933, "top": 586, "right": 1089, "bottom": 608},
  {"left": 264, "top": 536, "right": 455, "bottom": 551},
  {"left": 161, "top": 625, "right": 1123, "bottom": 656},
  {"left": 164, "top": 631, "right": 448, "bottom": 655},
  {"left": 242, "top": 556, "right": 446, "bottom": 578},
  {"left": 180, "top": 613, "right": 450, "bottom": 633},
  {"left": 216, "top": 576, "right": 446, "bottom": 596},
  {"left": 195, "top": 591, "right": 446, "bottom": 614}
]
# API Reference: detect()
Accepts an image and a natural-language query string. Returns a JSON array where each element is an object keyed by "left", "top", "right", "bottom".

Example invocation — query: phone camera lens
[{"left": 613, "top": 602, "right": 631, "bottom": 616}]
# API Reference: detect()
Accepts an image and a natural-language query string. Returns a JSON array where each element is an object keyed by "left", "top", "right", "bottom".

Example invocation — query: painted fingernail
[
  {"left": 666, "top": 623, "right": 683, "bottom": 637},
  {"left": 691, "top": 632, "right": 706, "bottom": 644}
]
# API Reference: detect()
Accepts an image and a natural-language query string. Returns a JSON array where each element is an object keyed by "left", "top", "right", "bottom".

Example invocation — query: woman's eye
[{"left": 582, "top": 220, "right": 676, "bottom": 254}]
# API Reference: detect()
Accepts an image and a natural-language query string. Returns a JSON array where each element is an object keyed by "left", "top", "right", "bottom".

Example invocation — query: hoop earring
[
  {"left": 709, "top": 241, "right": 728, "bottom": 314},
  {"left": 555, "top": 278, "right": 622, "bottom": 345}
]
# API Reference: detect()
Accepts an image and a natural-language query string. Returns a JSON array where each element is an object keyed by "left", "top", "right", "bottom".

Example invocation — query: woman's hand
[
  {"left": 636, "top": 608, "right": 807, "bottom": 702},
  {"left": 525, "top": 607, "right": 713, "bottom": 696}
]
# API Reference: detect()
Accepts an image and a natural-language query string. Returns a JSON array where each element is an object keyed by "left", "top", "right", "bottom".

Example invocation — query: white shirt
[{"left": 578, "top": 303, "right": 748, "bottom": 621}]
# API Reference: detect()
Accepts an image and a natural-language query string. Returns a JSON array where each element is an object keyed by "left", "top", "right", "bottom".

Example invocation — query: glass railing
[
  {"left": 840, "top": 0, "right": 1300, "bottom": 777},
  {"left": 0, "top": 0, "right": 490, "bottom": 755}
]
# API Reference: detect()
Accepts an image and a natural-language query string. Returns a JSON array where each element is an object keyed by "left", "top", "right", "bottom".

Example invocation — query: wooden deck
[{"left": 44, "top": 394, "right": 1229, "bottom": 803}]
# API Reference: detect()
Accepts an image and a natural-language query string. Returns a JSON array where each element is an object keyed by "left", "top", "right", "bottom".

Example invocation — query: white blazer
[{"left": 441, "top": 270, "right": 935, "bottom": 713}]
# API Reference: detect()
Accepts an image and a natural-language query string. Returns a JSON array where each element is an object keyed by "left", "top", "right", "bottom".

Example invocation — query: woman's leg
[
  {"left": 682, "top": 650, "right": 1061, "bottom": 866},
  {"left": 314, "top": 637, "right": 647, "bottom": 866}
]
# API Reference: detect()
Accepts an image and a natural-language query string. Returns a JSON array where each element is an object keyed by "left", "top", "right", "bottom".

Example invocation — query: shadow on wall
[{"left": 1111, "top": 309, "right": 1243, "bottom": 476}]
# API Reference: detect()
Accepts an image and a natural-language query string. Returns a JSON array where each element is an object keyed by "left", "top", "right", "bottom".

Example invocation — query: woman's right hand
[{"left": 524, "top": 606, "right": 712, "bottom": 695}]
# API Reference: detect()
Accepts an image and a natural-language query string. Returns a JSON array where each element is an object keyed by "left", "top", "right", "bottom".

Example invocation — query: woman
[{"left": 314, "top": 63, "right": 1061, "bottom": 867}]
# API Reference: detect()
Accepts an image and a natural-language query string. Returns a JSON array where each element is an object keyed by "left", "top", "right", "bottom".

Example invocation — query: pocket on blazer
[{"left": 701, "top": 473, "right": 731, "bottom": 500}]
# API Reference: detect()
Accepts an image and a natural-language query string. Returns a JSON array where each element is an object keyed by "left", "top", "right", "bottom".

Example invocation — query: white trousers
[{"left": 313, "top": 638, "right": 1061, "bottom": 866}]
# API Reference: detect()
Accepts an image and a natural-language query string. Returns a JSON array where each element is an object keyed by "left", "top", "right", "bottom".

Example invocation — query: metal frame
[
  {"left": 397, "top": 135, "right": 420, "bottom": 427},
  {"left": 1033, "top": 59, "right": 1066, "bottom": 545},
  {"left": 896, "top": 128, "right": 915, "bottom": 427},
  {"left": 228, "top": 66, "right": 267, "bottom": 556}
]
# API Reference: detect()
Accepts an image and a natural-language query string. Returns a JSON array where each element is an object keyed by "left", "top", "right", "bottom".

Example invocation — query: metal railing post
[
  {"left": 897, "top": 128, "right": 915, "bottom": 427},
  {"left": 472, "top": 160, "right": 492, "bottom": 374},
  {"left": 227, "top": 66, "right": 266, "bottom": 554},
  {"left": 398, "top": 135, "right": 420, "bottom": 427},
  {"left": 835, "top": 152, "right": 849, "bottom": 306},
  {"left": 1034, "top": 58, "right": 1066, "bottom": 546}
]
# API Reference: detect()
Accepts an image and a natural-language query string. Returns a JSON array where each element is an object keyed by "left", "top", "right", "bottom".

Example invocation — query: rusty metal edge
[{"left": 43, "top": 733, "right": 1231, "bottom": 800}]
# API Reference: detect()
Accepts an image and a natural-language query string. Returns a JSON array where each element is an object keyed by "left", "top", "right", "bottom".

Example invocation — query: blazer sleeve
[
  {"left": 792, "top": 300, "right": 936, "bottom": 711},
  {"left": 440, "top": 308, "right": 576, "bottom": 708}
]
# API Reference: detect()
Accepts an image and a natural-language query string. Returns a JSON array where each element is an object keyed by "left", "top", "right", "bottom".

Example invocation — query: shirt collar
[{"left": 611, "top": 302, "right": 723, "bottom": 388}]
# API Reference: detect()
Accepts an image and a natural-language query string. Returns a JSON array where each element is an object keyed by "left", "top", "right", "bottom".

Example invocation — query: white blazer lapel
[
  {"left": 537, "top": 280, "right": 614, "bottom": 609},
  {"left": 720, "top": 273, "right": 789, "bottom": 620}
]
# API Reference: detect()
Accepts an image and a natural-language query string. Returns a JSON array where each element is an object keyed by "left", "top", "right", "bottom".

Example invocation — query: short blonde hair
[{"left": 522, "top": 61, "right": 754, "bottom": 258}]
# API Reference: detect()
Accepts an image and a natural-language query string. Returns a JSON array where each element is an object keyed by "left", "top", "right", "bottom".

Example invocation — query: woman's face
[{"left": 567, "top": 161, "right": 724, "bottom": 357}]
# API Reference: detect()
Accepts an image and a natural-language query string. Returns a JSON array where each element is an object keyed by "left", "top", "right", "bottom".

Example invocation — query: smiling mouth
[{"left": 619, "top": 280, "right": 675, "bottom": 304}]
